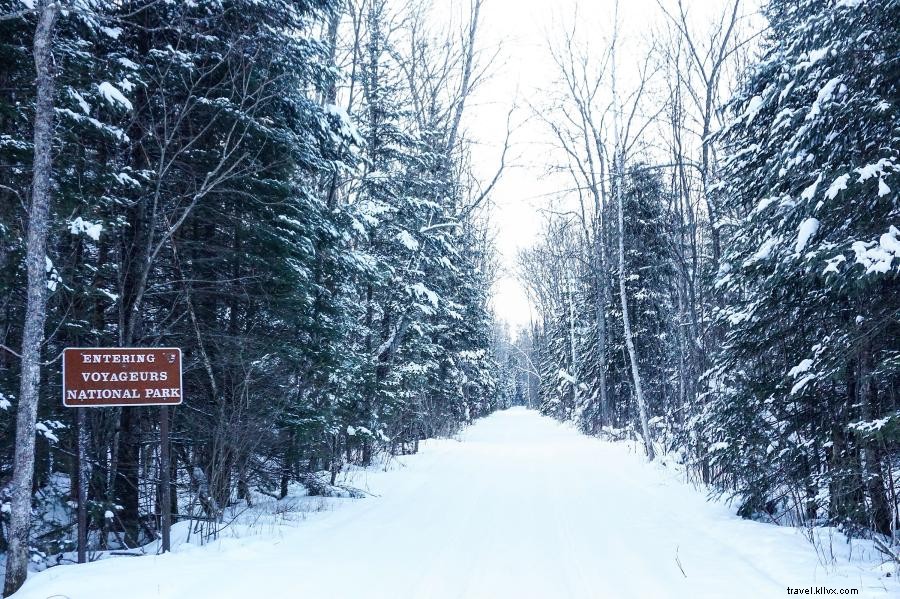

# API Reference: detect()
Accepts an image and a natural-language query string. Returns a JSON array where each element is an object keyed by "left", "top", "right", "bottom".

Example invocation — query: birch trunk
[
  {"left": 4, "top": 2, "right": 59, "bottom": 595},
  {"left": 594, "top": 209, "right": 609, "bottom": 428},
  {"left": 615, "top": 153, "right": 655, "bottom": 461},
  {"left": 568, "top": 282, "right": 579, "bottom": 416},
  {"left": 610, "top": 14, "right": 654, "bottom": 460}
]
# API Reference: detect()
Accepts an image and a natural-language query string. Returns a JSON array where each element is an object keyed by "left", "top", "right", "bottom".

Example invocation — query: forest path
[{"left": 13, "top": 408, "right": 889, "bottom": 598}]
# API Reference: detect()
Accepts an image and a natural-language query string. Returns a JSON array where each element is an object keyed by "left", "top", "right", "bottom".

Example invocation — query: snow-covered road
[{"left": 13, "top": 408, "right": 892, "bottom": 598}]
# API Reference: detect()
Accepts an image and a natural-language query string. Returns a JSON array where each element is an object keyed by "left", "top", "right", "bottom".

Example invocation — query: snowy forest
[
  {"left": 0, "top": 0, "right": 898, "bottom": 597},
  {"left": 517, "top": 0, "right": 900, "bottom": 539}
]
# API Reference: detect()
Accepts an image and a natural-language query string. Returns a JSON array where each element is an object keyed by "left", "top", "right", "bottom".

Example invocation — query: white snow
[
  {"left": 410, "top": 282, "right": 439, "bottom": 307},
  {"left": 799, "top": 174, "right": 822, "bottom": 201},
  {"left": 396, "top": 229, "right": 420, "bottom": 251},
  {"left": 794, "top": 217, "right": 820, "bottom": 253},
  {"left": 742, "top": 95, "right": 765, "bottom": 124},
  {"left": 98, "top": 82, "right": 133, "bottom": 111},
  {"left": 69, "top": 217, "right": 103, "bottom": 241},
  {"left": 117, "top": 57, "right": 140, "bottom": 70},
  {"left": 856, "top": 158, "right": 893, "bottom": 182},
  {"left": 99, "top": 288, "right": 119, "bottom": 302},
  {"left": 877, "top": 178, "right": 890, "bottom": 197},
  {"left": 57, "top": 108, "right": 128, "bottom": 141},
  {"left": 745, "top": 236, "right": 778, "bottom": 265},
  {"left": 790, "top": 373, "right": 816, "bottom": 395},
  {"left": 852, "top": 226, "right": 900, "bottom": 274},
  {"left": 34, "top": 422, "right": 58, "bottom": 444},
  {"left": 354, "top": 199, "right": 391, "bottom": 229},
  {"left": 823, "top": 253, "right": 846, "bottom": 274},
  {"left": 458, "top": 349, "right": 486, "bottom": 360},
  {"left": 806, "top": 77, "right": 841, "bottom": 121},
  {"left": 805, "top": 47, "right": 830, "bottom": 65},
  {"left": 113, "top": 172, "right": 140, "bottom": 188},
  {"left": 100, "top": 27, "right": 122, "bottom": 39},
  {"left": 752, "top": 195, "right": 777, "bottom": 214},
  {"left": 788, "top": 358, "right": 813, "bottom": 378},
  {"left": 849, "top": 415, "right": 897, "bottom": 436},
  {"left": 44, "top": 257, "right": 60, "bottom": 292},
  {"left": 882, "top": 226, "right": 900, "bottom": 255},
  {"left": 557, "top": 368, "right": 576, "bottom": 384},
  {"left": 69, "top": 89, "right": 90, "bottom": 115},
  {"left": 9, "top": 409, "right": 893, "bottom": 599},
  {"left": 778, "top": 81, "right": 795, "bottom": 103},
  {"left": 324, "top": 103, "right": 363, "bottom": 145},
  {"left": 825, "top": 173, "right": 850, "bottom": 200}
]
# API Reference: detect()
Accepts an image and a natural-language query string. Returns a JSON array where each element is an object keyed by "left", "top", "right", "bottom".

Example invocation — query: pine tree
[
  {"left": 619, "top": 167, "right": 676, "bottom": 435},
  {"left": 709, "top": 0, "right": 899, "bottom": 533}
]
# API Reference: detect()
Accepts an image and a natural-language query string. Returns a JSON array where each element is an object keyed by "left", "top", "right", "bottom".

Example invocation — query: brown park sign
[{"left": 63, "top": 347, "right": 183, "bottom": 407}]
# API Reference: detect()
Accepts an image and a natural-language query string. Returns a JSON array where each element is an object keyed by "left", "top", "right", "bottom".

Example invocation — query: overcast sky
[
  {"left": 464, "top": 0, "right": 661, "bottom": 332},
  {"left": 462, "top": 0, "right": 561, "bottom": 332}
]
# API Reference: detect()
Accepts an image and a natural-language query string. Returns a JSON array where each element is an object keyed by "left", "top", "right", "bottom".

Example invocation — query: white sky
[
  {"left": 467, "top": 0, "right": 558, "bottom": 333},
  {"left": 465, "top": 0, "right": 657, "bottom": 332},
  {"left": 459, "top": 0, "right": 753, "bottom": 331}
]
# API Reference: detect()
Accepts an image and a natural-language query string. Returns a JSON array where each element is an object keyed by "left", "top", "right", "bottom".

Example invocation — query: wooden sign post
[
  {"left": 75, "top": 406, "right": 88, "bottom": 564},
  {"left": 62, "top": 347, "right": 183, "bottom": 559}
]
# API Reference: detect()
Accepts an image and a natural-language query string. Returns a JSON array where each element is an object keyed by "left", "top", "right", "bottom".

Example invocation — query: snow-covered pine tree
[
  {"left": 518, "top": 233, "right": 581, "bottom": 422},
  {"left": 0, "top": 0, "right": 509, "bottom": 573},
  {"left": 617, "top": 167, "right": 677, "bottom": 440},
  {"left": 2, "top": 0, "right": 359, "bottom": 549},
  {"left": 709, "top": 0, "right": 899, "bottom": 533},
  {"left": 340, "top": 0, "right": 498, "bottom": 457}
]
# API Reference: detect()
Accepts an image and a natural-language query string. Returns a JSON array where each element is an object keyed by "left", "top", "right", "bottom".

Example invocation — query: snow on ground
[{"left": 11, "top": 408, "right": 896, "bottom": 598}]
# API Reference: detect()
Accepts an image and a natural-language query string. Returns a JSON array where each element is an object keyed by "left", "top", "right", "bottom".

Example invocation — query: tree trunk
[
  {"left": 610, "top": 25, "right": 654, "bottom": 459},
  {"left": 858, "top": 344, "right": 892, "bottom": 535},
  {"left": 115, "top": 408, "right": 142, "bottom": 547},
  {"left": 568, "top": 282, "right": 579, "bottom": 418},
  {"left": 615, "top": 164, "right": 654, "bottom": 461},
  {"left": 593, "top": 222, "right": 609, "bottom": 429},
  {"left": 4, "top": 2, "right": 59, "bottom": 595}
]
